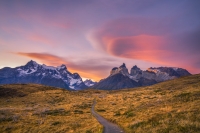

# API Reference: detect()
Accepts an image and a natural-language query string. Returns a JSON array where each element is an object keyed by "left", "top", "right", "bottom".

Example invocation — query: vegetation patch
[
  {"left": 174, "top": 92, "right": 192, "bottom": 102},
  {"left": 0, "top": 116, "right": 13, "bottom": 123},
  {"left": 97, "top": 109, "right": 106, "bottom": 112},
  {"left": 52, "top": 121, "right": 61, "bottom": 126},
  {"left": 0, "top": 87, "right": 27, "bottom": 97},
  {"left": 44, "top": 109, "right": 70, "bottom": 116},
  {"left": 73, "top": 110, "right": 83, "bottom": 114},
  {"left": 74, "top": 103, "right": 92, "bottom": 109},
  {"left": 124, "top": 110, "right": 135, "bottom": 118}
]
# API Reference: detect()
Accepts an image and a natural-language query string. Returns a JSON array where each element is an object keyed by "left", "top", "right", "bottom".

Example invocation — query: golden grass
[
  {"left": 0, "top": 84, "right": 102, "bottom": 133},
  {"left": 95, "top": 74, "right": 200, "bottom": 133},
  {"left": 0, "top": 74, "right": 200, "bottom": 133}
]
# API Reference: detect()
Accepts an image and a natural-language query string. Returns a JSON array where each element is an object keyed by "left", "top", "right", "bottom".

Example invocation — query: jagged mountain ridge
[
  {"left": 0, "top": 61, "right": 191, "bottom": 90},
  {"left": 92, "top": 63, "right": 191, "bottom": 90},
  {"left": 0, "top": 60, "right": 88, "bottom": 90}
]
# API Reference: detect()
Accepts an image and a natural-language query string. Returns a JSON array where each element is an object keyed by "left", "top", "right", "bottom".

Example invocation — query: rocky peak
[
  {"left": 130, "top": 65, "right": 142, "bottom": 75},
  {"left": 119, "top": 63, "right": 126, "bottom": 68},
  {"left": 93, "top": 63, "right": 192, "bottom": 90},
  {"left": 72, "top": 73, "right": 81, "bottom": 79},
  {"left": 25, "top": 60, "right": 39, "bottom": 68},
  {"left": 132, "top": 65, "right": 139, "bottom": 69},
  {"left": 110, "top": 63, "right": 129, "bottom": 77}
]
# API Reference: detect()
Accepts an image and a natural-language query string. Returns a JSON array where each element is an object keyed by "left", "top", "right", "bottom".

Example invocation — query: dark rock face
[
  {"left": 92, "top": 63, "right": 191, "bottom": 90},
  {"left": 130, "top": 65, "right": 142, "bottom": 75},
  {"left": 0, "top": 61, "right": 87, "bottom": 90},
  {"left": 138, "top": 77, "right": 157, "bottom": 86},
  {"left": 92, "top": 73, "right": 140, "bottom": 90}
]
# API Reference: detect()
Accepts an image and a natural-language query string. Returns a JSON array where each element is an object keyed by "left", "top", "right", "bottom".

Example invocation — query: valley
[
  {"left": 1, "top": 1, "right": 199, "bottom": 133},
  {"left": 0, "top": 74, "right": 200, "bottom": 133}
]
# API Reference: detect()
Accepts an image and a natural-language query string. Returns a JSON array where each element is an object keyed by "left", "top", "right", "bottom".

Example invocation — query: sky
[{"left": 0, "top": 0, "right": 200, "bottom": 81}]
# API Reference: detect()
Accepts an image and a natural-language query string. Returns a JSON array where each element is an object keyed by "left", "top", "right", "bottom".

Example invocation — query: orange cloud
[
  {"left": 17, "top": 52, "right": 66, "bottom": 65},
  {"left": 17, "top": 52, "right": 108, "bottom": 81}
]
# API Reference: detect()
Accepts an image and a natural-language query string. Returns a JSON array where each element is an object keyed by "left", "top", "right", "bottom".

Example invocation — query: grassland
[
  {"left": 0, "top": 84, "right": 102, "bottom": 133},
  {"left": 95, "top": 74, "right": 200, "bottom": 133},
  {"left": 0, "top": 74, "right": 200, "bottom": 133}
]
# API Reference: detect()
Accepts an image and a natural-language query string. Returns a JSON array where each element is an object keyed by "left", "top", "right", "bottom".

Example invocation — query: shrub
[
  {"left": 52, "top": 121, "right": 61, "bottom": 126},
  {"left": 74, "top": 110, "right": 83, "bottom": 114},
  {"left": 97, "top": 109, "right": 106, "bottom": 112}
]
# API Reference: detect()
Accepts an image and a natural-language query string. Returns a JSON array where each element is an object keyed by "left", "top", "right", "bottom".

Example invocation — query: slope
[
  {"left": 0, "top": 74, "right": 199, "bottom": 133},
  {"left": 0, "top": 84, "right": 102, "bottom": 133},
  {"left": 95, "top": 74, "right": 200, "bottom": 133}
]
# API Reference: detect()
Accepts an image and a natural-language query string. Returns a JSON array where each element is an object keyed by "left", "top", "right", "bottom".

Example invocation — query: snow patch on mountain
[
  {"left": 0, "top": 60, "right": 87, "bottom": 90},
  {"left": 84, "top": 79, "right": 96, "bottom": 87},
  {"left": 69, "top": 78, "right": 82, "bottom": 86},
  {"left": 18, "top": 68, "right": 37, "bottom": 76},
  {"left": 42, "top": 64, "right": 56, "bottom": 70}
]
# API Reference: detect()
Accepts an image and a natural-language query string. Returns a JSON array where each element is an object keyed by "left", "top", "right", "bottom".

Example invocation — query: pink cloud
[
  {"left": 16, "top": 52, "right": 112, "bottom": 81},
  {"left": 88, "top": 18, "right": 200, "bottom": 74}
]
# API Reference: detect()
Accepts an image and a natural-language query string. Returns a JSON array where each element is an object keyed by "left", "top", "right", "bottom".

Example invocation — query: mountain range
[
  {"left": 0, "top": 60, "right": 92, "bottom": 90},
  {"left": 92, "top": 63, "right": 191, "bottom": 90},
  {"left": 0, "top": 61, "right": 191, "bottom": 90}
]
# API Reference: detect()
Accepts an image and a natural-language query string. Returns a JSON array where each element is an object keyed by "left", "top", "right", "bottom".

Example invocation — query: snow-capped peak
[{"left": 13, "top": 60, "right": 87, "bottom": 90}]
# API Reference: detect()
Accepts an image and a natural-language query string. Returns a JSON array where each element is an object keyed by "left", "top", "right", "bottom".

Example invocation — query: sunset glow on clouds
[
  {"left": 16, "top": 52, "right": 119, "bottom": 81},
  {"left": 0, "top": 0, "right": 200, "bottom": 81},
  {"left": 89, "top": 16, "right": 200, "bottom": 74}
]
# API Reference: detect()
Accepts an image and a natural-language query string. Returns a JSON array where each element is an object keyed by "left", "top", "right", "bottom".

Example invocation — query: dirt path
[{"left": 91, "top": 101, "right": 124, "bottom": 133}]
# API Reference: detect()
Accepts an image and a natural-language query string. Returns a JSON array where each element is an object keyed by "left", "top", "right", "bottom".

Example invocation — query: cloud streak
[
  {"left": 17, "top": 52, "right": 113, "bottom": 81},
  {"left": 1, "top": 0, "right": 200, "bottom": 79},
  {"left": 88, "top": 17, "right": 200, "bottom": 73}
]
